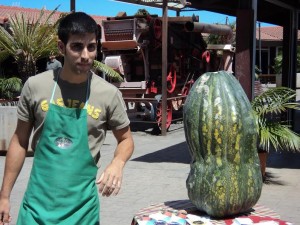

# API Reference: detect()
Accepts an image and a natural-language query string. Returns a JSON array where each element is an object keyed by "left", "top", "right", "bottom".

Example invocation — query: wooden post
[
  {"left": 235, "top": 0, "right": 257, "bottom": 100},
  {"left": 70, "top": 0, "right": 75, "bottom": 12},
  {"left": 282, "top": 9, "right": 298, "bottom": 130},
  {"left": 161, "top": 0, "right": 168, "bottom": 135}
]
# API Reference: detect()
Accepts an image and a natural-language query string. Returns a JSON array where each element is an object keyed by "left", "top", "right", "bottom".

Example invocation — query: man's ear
[{"left": 58, "top": 40, "right": 65, "bottom": 54}]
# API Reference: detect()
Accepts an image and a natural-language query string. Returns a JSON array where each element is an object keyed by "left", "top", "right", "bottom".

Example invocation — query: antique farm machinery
[{"left": 100, "top": 14, "right": 234, "bottom": 131}]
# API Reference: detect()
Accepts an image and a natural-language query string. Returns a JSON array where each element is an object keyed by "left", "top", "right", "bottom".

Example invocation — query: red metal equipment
[{"left": 100, "top": 15, "right": 234, "bottom": 131}]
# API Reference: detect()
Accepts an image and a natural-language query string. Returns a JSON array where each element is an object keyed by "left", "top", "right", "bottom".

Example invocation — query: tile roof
[
  {"left": 0, "top": 5, "right": 106, "bottom": 25},
  {"left": 256, "top": 26, "right": 300, "bottom": 41},
  {"left": 256, "top": 26, "right": 283, "bottom": 41}
]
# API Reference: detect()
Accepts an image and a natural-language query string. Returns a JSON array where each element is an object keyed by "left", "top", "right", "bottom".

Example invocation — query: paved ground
[{"left": 0, "top": 122, "right": 300, "bottom": 225}]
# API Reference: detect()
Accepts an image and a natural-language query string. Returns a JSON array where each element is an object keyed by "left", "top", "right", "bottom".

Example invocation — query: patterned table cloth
[{"left": 131, "top": 199, "right": 287, "bottom": 225}]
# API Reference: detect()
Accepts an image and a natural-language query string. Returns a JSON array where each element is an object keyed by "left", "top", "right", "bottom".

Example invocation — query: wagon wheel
[
  {"left": 154, "top": 95, "right": 172, "bottom": 131},
  {"left": 167, "top": 64, "right": 177, "bottom": 94}
]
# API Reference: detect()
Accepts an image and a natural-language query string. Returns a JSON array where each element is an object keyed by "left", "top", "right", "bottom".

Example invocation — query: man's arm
[
  {"left": 0, "top": 120, "right": 33, "bottom": 224},
  {"left": 97, "top": 126, "right": 134, "bottom": 197}
]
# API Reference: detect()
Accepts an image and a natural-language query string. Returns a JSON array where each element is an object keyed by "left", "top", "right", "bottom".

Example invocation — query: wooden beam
[
  {"left": 282, "top": 9, "right": 298, "bottom": 131},
  {"left": 235, "top": 9, "right": 254, "bottom": 100},
  {"left": 70, "top": 0, "right": 75, "bottom": 12},
  {"left": 235, "top": 0, "right": 257, "bottom": 100},
  {"left": 161, "top": 0, "right": 168, "bottom": 135}
]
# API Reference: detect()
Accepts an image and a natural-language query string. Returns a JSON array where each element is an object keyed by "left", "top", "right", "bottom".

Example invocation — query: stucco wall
[{"left": 0, "top": 106, "right": 18, "bottom": 151}]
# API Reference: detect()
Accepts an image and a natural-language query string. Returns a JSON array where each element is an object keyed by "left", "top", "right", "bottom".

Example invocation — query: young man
[{"left": 0, "top": 12, "right": 134, "bottom": 225}]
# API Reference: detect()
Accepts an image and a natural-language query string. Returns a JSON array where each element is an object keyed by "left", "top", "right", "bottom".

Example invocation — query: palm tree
[
  {"left": 252, "top": 87, "right": 300, "bottom": 152},
  {"left": 252, "top": 87, "right": 300, "bottom": 180},
  {"left": 0, "top": 7, "right": 61, "bottom": 83},
  {"left": 0, "top": 7, "right": 123, "bottom": 84}
]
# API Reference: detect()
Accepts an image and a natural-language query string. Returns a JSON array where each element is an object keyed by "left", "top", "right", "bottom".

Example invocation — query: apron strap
[{"left": 50, "top": 70, "right": 91, "bottom": 109}]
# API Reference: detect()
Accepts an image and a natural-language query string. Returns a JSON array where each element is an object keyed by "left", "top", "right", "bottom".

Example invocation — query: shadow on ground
[
  {"left": 131, "top": 142, "right": 192, "bottom": 164},
  {"left": 130, "top": 121, "right": 184, "bottom": 135},
  {"left": 263, "top": 150, "right": 300, "bottom": 185},
  {"left": 129, "top": 122, "right": 156, "bottom": 133},
  {"left": 264, "top": 171, "right": 286, "bottom": 185}
]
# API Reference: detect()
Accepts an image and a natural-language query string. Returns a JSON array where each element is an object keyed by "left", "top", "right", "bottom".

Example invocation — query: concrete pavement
[{"left": 1, "top": 122, "right": 299, "bottom": 225}]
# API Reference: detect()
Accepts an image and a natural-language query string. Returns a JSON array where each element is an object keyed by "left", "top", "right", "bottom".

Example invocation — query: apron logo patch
[{"left": 55, "top": 137, "right": 73, "bottom": 149}]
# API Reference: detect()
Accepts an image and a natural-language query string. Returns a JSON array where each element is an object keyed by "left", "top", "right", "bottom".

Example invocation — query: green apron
[{"left": 17, "top": 75, "right": 100, "bottom": 225}]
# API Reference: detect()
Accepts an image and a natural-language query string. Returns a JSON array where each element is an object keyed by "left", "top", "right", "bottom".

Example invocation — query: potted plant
[
  {"left": 0, "top": 77, "right": 23, "bottom": 103},
  {"left": 251, "top": 86, "right": 300, "bottom": 180}
]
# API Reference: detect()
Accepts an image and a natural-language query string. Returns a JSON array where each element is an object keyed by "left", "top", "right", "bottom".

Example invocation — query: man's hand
[
  {"left": 0, "top": 196, "right": 11, "bottom": 225},
  {"left": 96, "top": 126, "right": 134, "bottom": 197},
  {"left": 0, "top": 119, "right": 32, "bottom": 224},
  {"left": 96, "top": 160, "right": 123, "bottom": 197}
]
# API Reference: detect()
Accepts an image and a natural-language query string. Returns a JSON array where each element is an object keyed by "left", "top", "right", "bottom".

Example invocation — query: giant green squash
[{"left": 183, "top": 71, "right": 263, "bottom": 218}]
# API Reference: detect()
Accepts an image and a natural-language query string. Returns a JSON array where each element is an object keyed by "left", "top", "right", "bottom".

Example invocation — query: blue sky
[{"left": 0, "top": 0, "right": 273, "bottom": 26}]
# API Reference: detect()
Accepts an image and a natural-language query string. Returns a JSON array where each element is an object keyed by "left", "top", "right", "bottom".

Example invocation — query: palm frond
[
  {"left": 258, "top": 121, "right": 281, "bottom": 151},
  {"left": 92, "top": 60, "right": 124, "bottom": 82},
  {"left": 252, "top": 87, "right": 300, "bottom": 116},
  {"left": 0, "top": 50, "right": 11, "bottom": 63},
  {"left": 31, "top": 7, "right": 60, "bottom": 59},
  {"left": 253, "top": 86, "right": 300, "bottom": 152},
  {"left": 259, "top": 119, "right": 300, "bottom": 151},
  {"left": 0, "top": 26, "right": 16, "bottom": 55}
]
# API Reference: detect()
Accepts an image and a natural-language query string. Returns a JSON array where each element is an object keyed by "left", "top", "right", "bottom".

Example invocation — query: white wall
[{"left": 0, "top": 106, "right": 17, "bottom": 151}]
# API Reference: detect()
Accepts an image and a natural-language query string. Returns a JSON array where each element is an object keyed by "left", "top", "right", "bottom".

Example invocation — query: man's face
[
  {"left": 49, "top": 55, "right": 55, "bottom": 61},
  {"left": 59, "top": 33, "right": 97, "bottom": 76}
]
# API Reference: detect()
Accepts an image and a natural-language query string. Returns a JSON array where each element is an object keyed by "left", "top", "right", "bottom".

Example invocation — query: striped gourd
[{"left": 183, "top": 71, "right": 263, "bottom": 218}]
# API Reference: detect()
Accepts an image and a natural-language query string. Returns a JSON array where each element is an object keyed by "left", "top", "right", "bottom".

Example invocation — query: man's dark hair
[{"left": 58, "top": 12, "right": 99, "bottom": 44}]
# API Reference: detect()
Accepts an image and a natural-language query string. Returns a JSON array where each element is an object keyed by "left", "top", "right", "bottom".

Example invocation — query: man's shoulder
[
  {"left": 27, "top": 70, "right": 55, "bottom": 86},
  {"left": 31, "top": 70, "right": 54, "bottom": 79}
]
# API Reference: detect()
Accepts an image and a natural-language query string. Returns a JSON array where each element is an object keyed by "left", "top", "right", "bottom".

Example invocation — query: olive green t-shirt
[{"left": 17, "top": 69, "right": 130, "bottom": 166}]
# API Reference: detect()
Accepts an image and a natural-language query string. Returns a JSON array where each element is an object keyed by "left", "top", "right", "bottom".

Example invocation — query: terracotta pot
[{"left": 258, "top": 151, "right": 268, "bottom": 180}]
